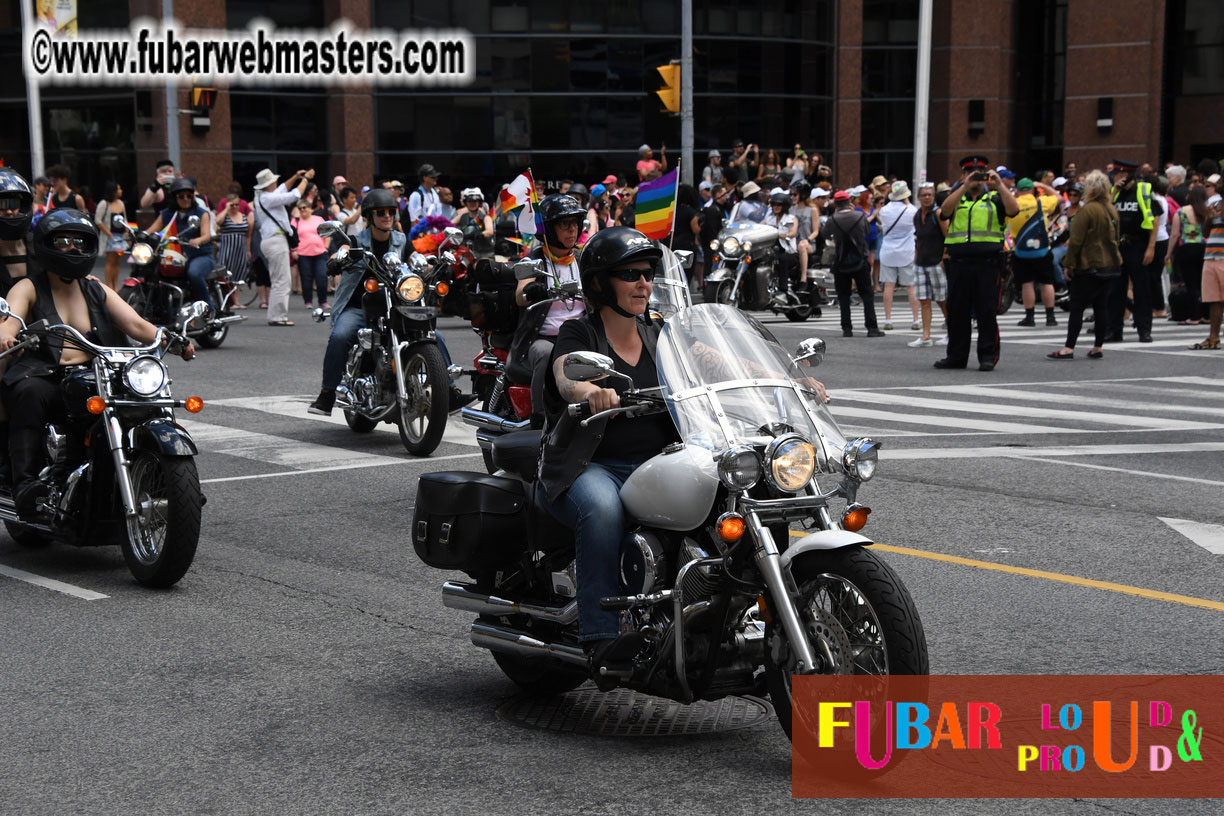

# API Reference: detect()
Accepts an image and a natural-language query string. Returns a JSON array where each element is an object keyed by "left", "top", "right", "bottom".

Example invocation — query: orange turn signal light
[
  {"left": 756, "top": 595, "right": 772, "bottom": 624},
  {"left": 717, "top": 513, "right": 746, "bottom": 543},
  {"left": 435, "top": 282, "right": 450, "bottom": 296},
  {"left": 843, "top": 506, "right": 872, "bottom": 532},
  {"left": 364, "top": 278, "right": 380, "bottom": 293},
  {"left": 86, "top": 396, "right": 107, "bottom": 415},
  {"left": 184, "top": 395, "right": 204, "bottom": 414}
]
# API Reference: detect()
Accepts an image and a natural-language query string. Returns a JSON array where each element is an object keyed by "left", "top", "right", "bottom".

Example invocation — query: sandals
[
  {"left": 1190, "top": 338, "right": 1220, "bottom": 350},
  {"left": 1047, "top": 350, "right": 1074, "bottom": 359},
  {"left": 269, "top": 320, "right": 295, "bottom": 327},
  {"left": 1087, "top": 350, "right": 1104, "bottom": 359}
]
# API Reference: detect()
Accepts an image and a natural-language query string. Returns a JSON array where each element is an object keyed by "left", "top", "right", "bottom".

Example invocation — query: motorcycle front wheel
[
  {"left": 397, "top": 342, "right": 449, "bottom": 455},
  {"left": 121, "top": 453, "right": 202, "bottom": 588},
  {"left": 703, "top": 280, "right": 733, "bottom": 306},
  {"left": 764, "top": 546, "right": 928, "bottom": 744},
  {"left": 119, "top": 284, "right": 151, "bottom": 321}
]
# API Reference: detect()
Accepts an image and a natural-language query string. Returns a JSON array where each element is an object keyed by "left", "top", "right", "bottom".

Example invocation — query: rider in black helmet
[
  {"left": 146, "top": 177, "right": 215, "bottom": 309},
  {"left": 539, "top": 225, "right": 674, "bottom": 683},
  {"left": 514, "top": 193, "right": 589, "bottom": 426},
  {"left": 0, "top": 212, "right": 193, "bottom": 518},
  {"left": 764, "top": 191, "right": 801, "bottom": 300},
  {"left": 0, "top": 168, "right": 34, "bottom": 290}
]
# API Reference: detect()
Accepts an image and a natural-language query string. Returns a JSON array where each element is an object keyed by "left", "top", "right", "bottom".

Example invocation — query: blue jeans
[
  {"left": 185, "top": 253, "right": 215, "bottom": 309},
  {"left": 322, "top": 308, "right": 365, "bottom": 391},
  {"left": 545, "top": 458, "right": 643, "bottom": 643},
  {"left": 299, "top": 253, "right": 328, "bottom": 305},
  {"left": 1051, "top": 245, "right": 1068, "bottom": 288}
]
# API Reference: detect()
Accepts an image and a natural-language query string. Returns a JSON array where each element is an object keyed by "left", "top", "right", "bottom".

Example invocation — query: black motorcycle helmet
[
  {"left": 566, "top": 183, "right": 590, "bottom": 209},
  {"left": 537, "top": 194, "right": 586, "bottom": 251},
  {"left": 0, "top": 168, "right": 34, "bottom": 240},
  {"left": 1067, "top": 182, "right": 1084, "bottom": 196},
  {"left": 31, "top": 208, "right": 98, "bottom": 280},
  {"left": 579, "top": 226, "right": 662, "bottom": 317},
  {"left": 168, "top": 177, "right": 197, "bottom": 209},
  {"left": 361, "top": 187, "right": 398, "bottom": 216},
  {"left": 789, "top": 180, "right": 811, "bottom": 201},
  {"left": 769, "top": 192, "right": 791, "bottom": 211}
]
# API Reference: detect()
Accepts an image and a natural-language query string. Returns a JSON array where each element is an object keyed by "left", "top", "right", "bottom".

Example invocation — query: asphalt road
[{"left": 2, "top": 291, "right": 1222, "bottom": 815}]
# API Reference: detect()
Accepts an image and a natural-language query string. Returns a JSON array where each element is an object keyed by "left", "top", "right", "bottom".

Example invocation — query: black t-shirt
[
  {"left": 347, "top": 235, "right": 392, "bottom": 311},
  {"left": 670, "top": 205, "right": 699, "bottom": 252},
  {"left": 913, "top": 207, "right": 945, "bottom": 266},
  {"left": 551, "top": 318, "right": 677, "bottom": 462}
]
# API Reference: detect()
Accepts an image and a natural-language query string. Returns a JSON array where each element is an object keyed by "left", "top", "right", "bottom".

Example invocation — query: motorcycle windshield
[
  {"left": 655, "top": 303, "right": 848, "bottom": 471},
  {"left": 649, "top": 246, "right": 693, "bottom": 319}
]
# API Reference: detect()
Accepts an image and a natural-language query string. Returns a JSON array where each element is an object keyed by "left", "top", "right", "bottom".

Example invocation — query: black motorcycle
[
  {"left": 0, "top": 298, "right": 206, "bottom": 588},
  {"left": 313, "top": 222, "right": 450, "bottom": 456},
  {"left": 117, "top": 215, "right": 245, "bottom": 348}
]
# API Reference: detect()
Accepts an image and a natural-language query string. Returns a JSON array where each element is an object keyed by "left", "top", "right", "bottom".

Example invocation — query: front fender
[
  {"left": 705, "top": 262, "right": 734, "bottom": 282},
  {"left": 779, "top": 529, "right": 873, "bottom": 572},
  {"left": 128, "top": 418, "right": 198, "bottom": 457}
]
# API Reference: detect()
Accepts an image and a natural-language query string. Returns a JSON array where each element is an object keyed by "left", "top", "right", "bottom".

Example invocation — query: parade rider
[
  {"left": 0, "top": 211, "right": 193, "bottom": 520},
  {"left": 146, "top": 177, "right": 215, "bottom": 310},
  {"left": 308, "top": 189, "right": 407, "bottom": 416},
  {"left": 514, "top": 193, "right": 588, "bottom": 427}
]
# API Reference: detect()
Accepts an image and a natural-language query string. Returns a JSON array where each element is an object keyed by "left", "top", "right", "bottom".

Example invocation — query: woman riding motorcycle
[
  {"left": 146, "top": 177, "right": 215, "bottom": 309},
  {"left": 0, "top": 211, "right": 194, "bottom": 519},
  {"left": 454, "top": 187, "right": 495, "bottom": 259},
  {"left": 538, "top": 226, "right": 679, "bottom": 676},
  {"left": 515, "top": 193, "right": 587, "bottom": 427}
]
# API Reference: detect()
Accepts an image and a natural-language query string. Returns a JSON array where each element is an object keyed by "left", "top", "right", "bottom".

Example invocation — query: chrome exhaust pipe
[
  {"left": 442, "top": 581, "right": 578, "bottom": 624},
  {"left": 460, "top": 407, "right": 530, "bottom": 433},
  {"left": 470, "top": 622, "right": 588, "bottom": 667}
]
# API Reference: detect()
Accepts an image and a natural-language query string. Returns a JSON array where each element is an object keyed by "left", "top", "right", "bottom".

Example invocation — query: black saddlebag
[{"left": 412, "top": 471, "right": 528, "bottom": 571}]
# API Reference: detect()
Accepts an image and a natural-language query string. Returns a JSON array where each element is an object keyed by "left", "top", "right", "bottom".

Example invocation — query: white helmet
[{"left": 460, "top": 187, "right": 484, "bottom": 203}]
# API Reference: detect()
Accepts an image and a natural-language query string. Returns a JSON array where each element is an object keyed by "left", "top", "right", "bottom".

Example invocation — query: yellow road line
[{"left": 788, "top": 532, "right": 1224, "bottom": 613}]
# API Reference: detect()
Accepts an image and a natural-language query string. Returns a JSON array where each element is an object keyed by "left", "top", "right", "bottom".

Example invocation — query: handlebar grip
[{"left": 567, "top": 402, "right": 590, "bottom": 419}]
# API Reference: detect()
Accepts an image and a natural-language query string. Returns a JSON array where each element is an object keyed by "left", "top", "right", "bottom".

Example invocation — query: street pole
[
  {"left": 163, "top": 0, "right": 180, "bottom": 169},
  {"left": 912, "top": 0, "right": 933, "bottom": 192},
  {"left": 22, "top": 2, "right": 45, "bottom": 176},
  {"left": 680, "top": 0, "right": 693, "bottom": 186}
]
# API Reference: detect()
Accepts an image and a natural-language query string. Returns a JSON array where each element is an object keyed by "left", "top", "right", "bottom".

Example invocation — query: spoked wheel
[
  {"left": 765, "top": 546, "right": 928, "bottom": 745},
  {"left": 704, "top": 280, "right": 733, "bottom": 306},
  {"left": 197, "top": 322, "right": 228, "bottom": 349},
  {"left": 396, "top": 342, "right": 449, "bottom": 455},
  {"left": 120, "top": 285, "right": 151, "bottom": 320},
  {"left": 121, "top": 454, "right": 202, "bottom": 588}
]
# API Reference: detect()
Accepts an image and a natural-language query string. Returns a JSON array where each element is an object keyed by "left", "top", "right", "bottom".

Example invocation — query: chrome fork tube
[
  {"left": 390, "top": 328, "right": 410, "bottom": 403},
  {"left": 746, "top": 510, "right": 818, "bottom": 673},
  {"left": 104, "top": 411, "right": 139, "bottom": 518}
]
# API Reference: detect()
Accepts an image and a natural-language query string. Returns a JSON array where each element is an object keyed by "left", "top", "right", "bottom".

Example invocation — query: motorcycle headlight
[
  {"left": 721, "top": 236, "right": 740, "bottom": 256},
  {"left": 396, "top": 273, "right": 425, "bottom": 303},
  {"left": 131, "top": 244, "right": 153, "bottom": 265},
  {"left": 842, "top": 437, "right": 881, "bottom": 482},
  {"left": 742, "top": 241, "right": 753, "bottom": 252},
  {"left": 709, "top": 239, "right": 719, "bottom": 251},
  {"left": 765, "top": 434, "right": 816, "bottom": 493},
  {"left": 123, "top": 356, "right": 168, "bottom": 397},
  {"left": 717, "top": 445, "right": 762, "bottom": 491}
]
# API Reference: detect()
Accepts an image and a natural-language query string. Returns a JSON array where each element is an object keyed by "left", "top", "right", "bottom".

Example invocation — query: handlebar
[
  {"left": 567, "top": 391, "right": 665, "bottom": 427},
  {"left": 0, "top": 334, "right": 40, "bottom": 362},
  {"left": 6, "top": 323, "right": 188, "bottom": 361}
]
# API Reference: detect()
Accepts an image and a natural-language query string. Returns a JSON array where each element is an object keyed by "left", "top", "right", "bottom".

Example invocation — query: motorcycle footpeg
[{"left": 599, "top": 590, "right": 672, "bottom": 611}]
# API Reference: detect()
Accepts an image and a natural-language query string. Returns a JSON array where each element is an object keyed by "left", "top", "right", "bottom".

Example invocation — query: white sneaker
[
  {"left": 883, "top": 321, "right": 894, "bottom": 330},
  {"left": 908, "top": 337, "right": 934, "bottom": 348},
  {"left": 937, "top": 335, "right": 949, "bottom": 345}
]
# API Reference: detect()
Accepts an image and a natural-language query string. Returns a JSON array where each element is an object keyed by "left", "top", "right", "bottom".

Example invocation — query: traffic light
[
  {"left": 189, "top": 86, "right": 217, "bottom": 133},
  {"left": 655, "top": 64, "right": 680, "bottom": 114}
]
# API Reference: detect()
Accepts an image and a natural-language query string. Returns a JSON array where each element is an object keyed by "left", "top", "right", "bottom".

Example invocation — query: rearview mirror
[
  {"left": 673, "top": 249, "right": 694, "bottom": 270},
  {"left": 318, "top": 221, "right": 349, "bottom": 244},
  {"left": 443, "top": 226, "right": 464, "bottom": 245},
  {"left": 793, "top": 337, "right": 825, "bottom": 367},
  {"left": 563, "top": 351, "right": 616, "bottom": 382}
]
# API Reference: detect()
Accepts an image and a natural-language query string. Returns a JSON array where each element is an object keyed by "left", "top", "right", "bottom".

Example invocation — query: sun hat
[
  {"left": 888, "top": 181, "right": 912, "bottom": 201},
  {"left": 254, "top": 168, "right": 280, "bottom": 189},
  {"left": 741, "top": 181, "right": 761, "bottom": 197}
]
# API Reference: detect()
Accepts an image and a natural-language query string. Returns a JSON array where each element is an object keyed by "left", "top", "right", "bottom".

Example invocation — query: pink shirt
[
  {"left": 292, "top": 214, "right": 327, "bottom": 256},
  {"left": 636, "top": 159, "right": 662, "bottom": 181}
]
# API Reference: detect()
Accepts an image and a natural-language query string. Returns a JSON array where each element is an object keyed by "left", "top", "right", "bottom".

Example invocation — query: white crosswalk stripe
[{"left": 826, "top": 376, "right": 1224, "bottom": 441}]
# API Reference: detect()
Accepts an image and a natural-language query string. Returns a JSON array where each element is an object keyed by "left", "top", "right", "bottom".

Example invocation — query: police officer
[
  {"left": 935, "top": 155, "right": 1020, "bottom": 371},
  {"left": 1107, "top": 158, "right": 1160, "bottom": 343}
]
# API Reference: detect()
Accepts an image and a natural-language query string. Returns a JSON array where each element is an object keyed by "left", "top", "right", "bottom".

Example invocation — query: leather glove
[{"left": 523, "top": 280, "right": 549, "bottom": 303}]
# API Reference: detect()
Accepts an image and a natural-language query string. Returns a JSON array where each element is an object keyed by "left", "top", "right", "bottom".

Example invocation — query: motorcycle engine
[{"left": 620, "top": 531, "right": 667, "bottom": 595}]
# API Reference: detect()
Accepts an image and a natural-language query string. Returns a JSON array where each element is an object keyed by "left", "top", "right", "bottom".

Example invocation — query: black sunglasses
[
  {"left": 51, "top": 235, "right": 89, "bottom": 251},
  {"left": 609, "top": 267, "right": 655, "bottom": 282},
  {"left": 1068, "top": 191, "right": 1081, "bottom": 196},
  {"left": 0, "top": 196, "right": 23, "bottom": 210},
  {"left": 175, "top": 191, "right": 195, "bottom": 198}
]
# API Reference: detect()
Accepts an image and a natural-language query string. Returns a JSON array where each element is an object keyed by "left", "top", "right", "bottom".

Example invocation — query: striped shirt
[{"left": 1205, "top": 216, "right": 1224, "bottom": 262}]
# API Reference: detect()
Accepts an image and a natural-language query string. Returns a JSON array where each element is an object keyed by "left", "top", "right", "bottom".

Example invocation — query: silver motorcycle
[
  {"left": 412, "top": 303, "right": 928, "bottom": 745},
  {"left": 703, "top": 221, "right": 827, "bottom": 322}
]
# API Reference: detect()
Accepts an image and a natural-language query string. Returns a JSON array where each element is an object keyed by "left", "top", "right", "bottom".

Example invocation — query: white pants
[{"left": 261, "top": 234, "right": 291, "bottom": 323}]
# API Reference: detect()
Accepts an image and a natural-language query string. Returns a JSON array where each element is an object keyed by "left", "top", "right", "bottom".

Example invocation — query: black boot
[
  {"left": 308, "top": 388, "right": 335, "bottom": 416},
  {"left": 585, "top": 630, "right": 645, "bottom": 691}
]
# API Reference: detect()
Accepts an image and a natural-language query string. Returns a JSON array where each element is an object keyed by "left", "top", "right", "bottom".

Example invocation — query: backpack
[
  {"left": 832, "top": 213, "right": 868, "bottom": 272},
  {"left": 1014, "top": 199, "right": 1051, "bottom": 258}
]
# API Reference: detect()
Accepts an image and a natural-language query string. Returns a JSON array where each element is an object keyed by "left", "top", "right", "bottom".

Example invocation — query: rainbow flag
[{"left": 634, "top": 168, "right": 678, "bottom": 240}]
